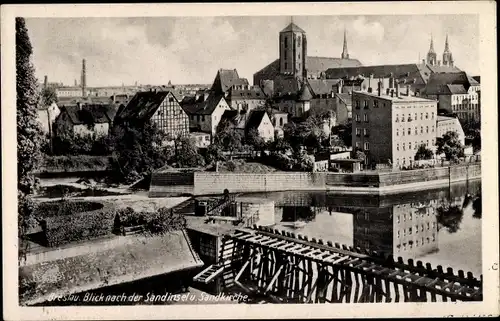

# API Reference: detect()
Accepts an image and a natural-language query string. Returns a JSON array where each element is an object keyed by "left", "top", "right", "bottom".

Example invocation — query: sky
[{"left": 25, "top": 15, "right": 479, "bottom": 87}]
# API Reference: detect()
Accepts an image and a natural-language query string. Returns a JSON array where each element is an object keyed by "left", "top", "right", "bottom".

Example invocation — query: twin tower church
[{"left": 253, "top": 20, "right": 456, "bottom": 87}]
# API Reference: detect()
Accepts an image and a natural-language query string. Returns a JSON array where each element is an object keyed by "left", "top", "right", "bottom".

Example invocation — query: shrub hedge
[
  {"left": 37, "top": 200, "right": 115, "bottom": 247},
  {"left": 41, "top": 155, "right": 112, "bottom": 173},
  {"left": 113, "top": 206, "right": 186, "bottom": 235}
]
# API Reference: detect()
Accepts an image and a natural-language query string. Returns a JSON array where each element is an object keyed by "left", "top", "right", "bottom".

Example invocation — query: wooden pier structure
[{"left": 194, "top": 225, "right": 482, "bottom": 303}]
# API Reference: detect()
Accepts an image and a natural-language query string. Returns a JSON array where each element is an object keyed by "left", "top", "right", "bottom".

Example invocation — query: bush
[
  {"left": 42, "top": 155, "right": 111, "bottom": 172},
  {"left": 37, "top": 200, "right": 114, "bottom": 247},
  {"left": 226, "top": 160, "right": 237, "bottom": 172},
  {"left": 113, "top": 206, "right": 187, "bottom": 235}
]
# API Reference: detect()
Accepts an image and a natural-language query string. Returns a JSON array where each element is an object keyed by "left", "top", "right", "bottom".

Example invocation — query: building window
[
  {"left": 364, "top": 142, "right": 369, "bottom": 150},
  {"left": 356, "top": 128, "right": 361, "bottom": 136},
  {"left": 355, "top": 142, "right": 361, "bottom": 149},
  {"left": 431, "top": 138, "right": 434, "bottom": 145},
  {"left": 420, "top": 126, "right": 423, "bottom": 134},
  {"left": 284, "top": 62, "right": 288, "bottom": 69},
  {"left": 363, "top": 128, "right": 368, "bottom": 136},
  {"left": 403, "top": 143, "right": 405, "bottom": 150},
  {"left": 415, "top": 127, "right": 418, "bottom": 135},
  {"left": 356, "top": 114, "right": 360, "bottom": 122},
  {"left": 396, "top": 143, "right": 399, "bottom": 151},
  {"left": 409, "top": 142, "right": 412, "bottom": 150},
  {"left": 432, "top": 125, "right": 435, "bottom": 132},
  {"left": 426, "top": 126, "right": 429, "bottom": 133},
  {"left": 355, "top": 100, "right": 360, "bottom": 109},
  {"left": 279, "top": 118, "right": 283, "bottom": 126},
  {"left": 402, "top": 128, "right": 405, "bottom": 136},
  {"left": 415, "top": 112, "right": 417, "bottom": 120},
  {"left": 426, "top": 140, "right": 429, "bottom": 146},
  {"left": 432, "top": 112, "right": 435, "bottom": 119},
  {"left": 420, "top": 113, "right": 423, "bottom": 120},
  {"left": 374, "top": 100, "right": 379, "bottom": 108},
  {"left": 364, "top": 100, "right": 368, "bottom": 109},
  {"left": 396, "top": 129, "right": 399, "bottom": 136},
  {"left": 395, "top": 114, "right": 399, "bottom": 122},
  {"left": 414, "top": 141, "right": 417, "bottom": 150},
  {"left": 284, "top": 36, "right": 288, "bottom": 48},
  {"left": 202, "top": 115, "right": 205, "bottom": 122},
  {"left": 408, "top": 128, "right": 411, "bottom": 135},
  {"left": 364, "top": 114, "right": 368, "bottom": 122}
]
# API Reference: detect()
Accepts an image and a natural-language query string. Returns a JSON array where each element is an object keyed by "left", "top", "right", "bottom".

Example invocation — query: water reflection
[{"left": 242, "top": 179, "right": 482, "bottom": 275}]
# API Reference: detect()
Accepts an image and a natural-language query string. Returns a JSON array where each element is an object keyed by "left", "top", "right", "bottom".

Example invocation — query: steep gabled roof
[
  {"left": 211, "top": 69, "right": 249, "bottom": 94},
  {"left": 424, "top": 72, "right": 471, "bottom": 95},
  {"left": 59, "top": 104, "right": 115, "bottom": 125},
  {"left": 325, "top": 64, "right": 430, "bottom": 86},
  {"left": 182, "top": 93, "right": 227, "bottom": 116},
  {"left": 117, "top": 91, "right": 174, "bottom": 120},
  {"left": 298, "top": 84, "right": 313, "bottom": 101},
  {"left": 307, "top": 79, "right": 341, "bottom": 96},
  {"left": 426, "top": 64, "right": 462, "bottom": 73},
  {"left": 245, "top": 110, "right": 268, "bottom": 132},
  {"left": 306, "top": 56, "right": 362, "bottom": 75},
  {"left": 228, "top": 86, "right": 266, "bottom": 101},
  {"left": 281, "top": 22, "right": 306, "bottom": 33}
]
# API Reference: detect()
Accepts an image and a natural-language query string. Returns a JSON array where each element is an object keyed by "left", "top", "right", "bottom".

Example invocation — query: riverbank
[{"left": 149, "top": 163, "right": 481, "bottom": 197}]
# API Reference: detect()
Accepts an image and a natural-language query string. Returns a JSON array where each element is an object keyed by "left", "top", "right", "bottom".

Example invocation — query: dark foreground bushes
[
  {"left": 114, "top": 206, "right": 186, "bottom": 235},
  {"left": 36, "top": 200, "right": 114, "bottom": 247}
]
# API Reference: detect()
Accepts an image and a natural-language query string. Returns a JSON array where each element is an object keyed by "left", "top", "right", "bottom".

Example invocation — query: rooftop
[
  {"left": 437, "top": 115, "right": 457, "bottom": 122},
  {"left": 353, "top": 90, "right": 437, "bottom": 103}
]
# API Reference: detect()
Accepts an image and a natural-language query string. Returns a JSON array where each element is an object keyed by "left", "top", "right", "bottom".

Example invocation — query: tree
[
  {"left": 205, "top": 143, "right": 226, "bottom": 165},
  {"left": 214, "top": 122, "right": 243, "bottom": 154},
  {"left": 17, "top": 17, "right": 44, "bottom": 195},
  {"left": 436, "top": 204, "right": 464, "bottom": 233},
  {"left": 41, "top": 86, "right": 58, "bottom": 106},
  {"left": 108, "top": 120, "right": 172, "bottom": 183},
  {"left": 436, "top": 131, "right": 465, "bottom": 162},
  {"left": 269, "top": 137, "right": 292, "bottom": 154},
  {"left": 246, "top": 128, "right": 265, "bottom": 151},
  {"left": 331, "top": 123, "right": 352, "bottom": 147},
  {"left": 414, "top": 144, "right": 434, "bottom": 160},
  {"left": 17, "top": 17, "right": 44, "bottom": 262},
  {"left": 174, "top": 135, "right": 205, "bottom": 168},
  {"left": 355, "top": 149, "right": 366, "bottom": 161}
]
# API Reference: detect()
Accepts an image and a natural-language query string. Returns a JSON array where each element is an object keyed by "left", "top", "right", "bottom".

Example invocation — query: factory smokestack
[
  {"left": 44, "top": 75, "right": 48, "bottom": 89},
  {"left": 81, "top": 59, "right": 87, "bottom": 97}
]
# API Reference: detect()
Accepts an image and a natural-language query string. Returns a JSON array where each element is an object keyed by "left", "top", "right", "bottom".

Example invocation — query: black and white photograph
[{"left": 2, "top": 2, "right": 498, "bottom": 319}]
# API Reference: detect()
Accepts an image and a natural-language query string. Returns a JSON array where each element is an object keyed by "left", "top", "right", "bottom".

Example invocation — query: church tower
[
  {"left": 442, "top": 34, "right": 454, "bottom": 67},
  {"left": 279, "top": 18, "right": 307, "bottom": 79},
  {"left": 341, "top": 29, "right": 349, "bottom": 59},
  {"left": 426, "top": 34, "right": 437, "bottom": 66}
]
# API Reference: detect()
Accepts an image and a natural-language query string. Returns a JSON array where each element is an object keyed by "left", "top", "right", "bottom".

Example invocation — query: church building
[{"left": 253, "top": 21, "right": 362, "bottom": 96}]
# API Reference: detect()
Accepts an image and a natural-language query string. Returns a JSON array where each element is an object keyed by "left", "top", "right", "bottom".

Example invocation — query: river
[{"left": 241, "top": 179, "right": 482, "bottom": 277}]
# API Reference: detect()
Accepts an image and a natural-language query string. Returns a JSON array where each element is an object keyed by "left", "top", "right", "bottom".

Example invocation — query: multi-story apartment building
[
  {"left": 352, "top": 85, "right": 438, "bottom": 168},
  {"left": 423, "top": 72, "right": 480, "bottom": 122}
]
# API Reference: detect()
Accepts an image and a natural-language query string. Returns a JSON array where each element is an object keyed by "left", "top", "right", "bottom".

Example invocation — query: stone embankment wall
[{"left": 149, "top": 164, "right": 481, "bottom": 197}]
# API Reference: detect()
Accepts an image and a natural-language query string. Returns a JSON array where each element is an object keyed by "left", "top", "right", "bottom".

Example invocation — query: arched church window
[
  {"left": 298, "top": 35, "right": 301, "bottom": 47},
  {"left": 284, "top": 36, "right": 288, "bottom": 48}
]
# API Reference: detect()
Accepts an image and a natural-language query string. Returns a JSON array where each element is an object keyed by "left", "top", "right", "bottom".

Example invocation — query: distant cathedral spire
[
  {"left": 426, "top": 33, "right": 437, "bottom": 65},
  {"left": 442, "top": 34, "right": 454, "bottom": 67},
  {"left": 341, "top": 28, "right": 349, "bottom": 59}
]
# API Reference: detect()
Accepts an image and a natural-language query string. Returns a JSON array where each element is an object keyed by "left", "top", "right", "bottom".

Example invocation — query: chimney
[
  {"left": 367, "top": 87, "right": 372, "bottom": 93},
  {"left": 395, "top": 82, "right": 400, "bottom": 97},
  {"left": 390, "top": 89, "right": 394, "bottom": 98},
  {"left": 406, "top": 85, "right": 410, "bottom": 96},
  {"left": 81, "top": 59, "right": 87, "bottom": 97},
  {"left": 386, "top": 88, "right": 390, "bottom": 95},
  {"left": 44, "top": 75, "right": 48, "bottom": 89},
  {"left": 377, "top": 81, "right": 382, "bottom": 96},
  {"left": 74, "top": 79, "right": 78, "bottom": 86}
]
